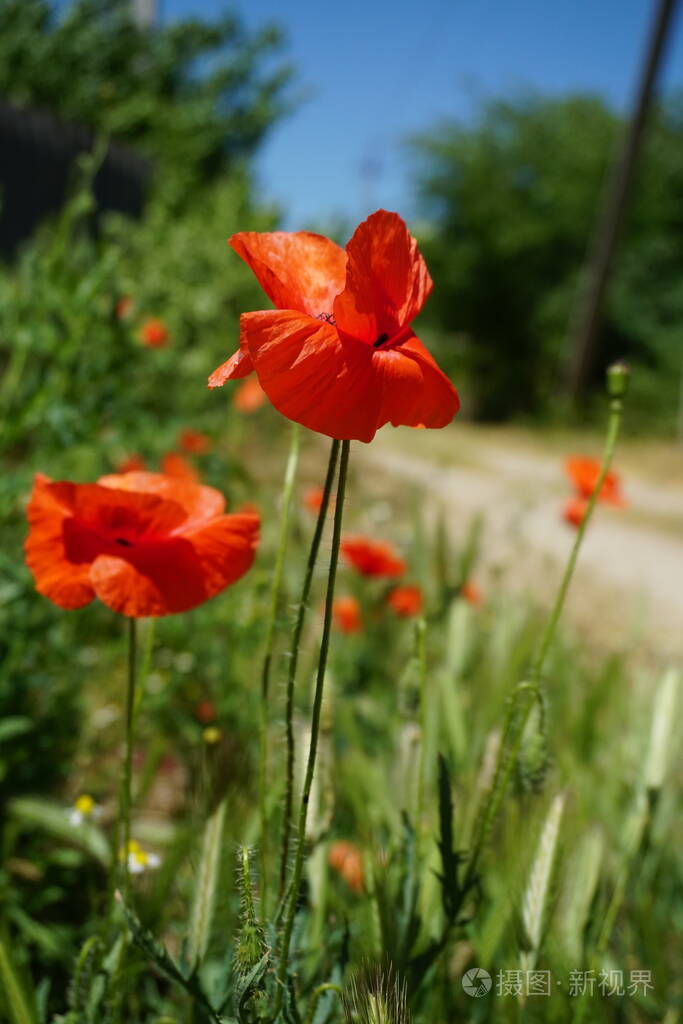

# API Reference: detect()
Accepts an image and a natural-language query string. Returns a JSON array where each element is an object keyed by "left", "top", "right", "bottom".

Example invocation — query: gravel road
[{"left": 358, "top": 428, "right": 683, "bottom": 665}]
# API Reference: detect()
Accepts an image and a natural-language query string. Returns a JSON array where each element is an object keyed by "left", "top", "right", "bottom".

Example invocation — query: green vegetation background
[{"left": 0, "top": 3, "right": 681, "bottom": 1022}]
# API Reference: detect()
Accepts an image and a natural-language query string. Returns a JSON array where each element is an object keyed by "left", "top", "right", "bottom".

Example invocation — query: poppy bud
[{"left": 607, "top": 361, "right": 630, "bottom": 399}]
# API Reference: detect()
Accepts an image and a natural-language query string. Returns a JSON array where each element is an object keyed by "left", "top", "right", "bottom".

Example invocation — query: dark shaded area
[{"left": 0, "top": 100, "right": 150, "bottom": 258}]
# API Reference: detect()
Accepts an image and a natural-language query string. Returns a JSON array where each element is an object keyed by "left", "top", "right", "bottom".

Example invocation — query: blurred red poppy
[
  {"left": 116, "top": 295, "right": 134, "bottom": 320},
  {"left": 195, "top": 700, "right": 217, "bottom": 724},
  {"left": 328, "top": 840, "right": 364, "bottom": 892},
  {"left": 303, "top": 486, "right": 325, "bottom": 514},
  {"left": 562, "top": 497, "right": 589, "bottom": 530},
  {"left": 341, "top": 536, "right": 406, "bottom": 578},
  {"left": 178, "top": 429, "right": 212, "bottom": 454},
  {"left": 233, "top": 375, "right": 267, "bottom": 413},
  {"left": 117, "top": 454, "right": 146, "bottom": 474},
  {"left": 460, "top": 580, "right": 482, "bottom": 606},
  {"left": 236, "top": 501, "right": 260, "bottom": 516},
  {"left": 209, "top": 210, "right": 459, "bottom": 442},
  {"left": 387, "top": 584, "right": 423, "bottom": 617},
  {"left": 565, "top": 457, "right": 626, "bottom": 506},
  {"left": 25, "top": 472, "right": 259, "bottom": 617},
  {"left": 139, "top": 318, "right": 169, "bottom": 349},
  {"left": 161, "top": 452, "right": 198, "bottom": 481},
  {"left": 332, "top": 596, "right": 362, "bottom": 633}
]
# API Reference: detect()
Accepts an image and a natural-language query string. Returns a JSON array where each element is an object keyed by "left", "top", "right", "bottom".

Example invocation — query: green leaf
[
  {"left": 8, "top": 797, "right": 110, "bottom": 868},
  {"left": 120, "top": 898, "right": 229, "bottom": 1023},
  {"left": 0, "top": 933, "right": 38, "bottom": 1024},
  {"left": 235, "top": 951, "right": 270, "bottom": 1020},
  {"left": 0, "top": 717, "right": 33, "bottom": 743}
]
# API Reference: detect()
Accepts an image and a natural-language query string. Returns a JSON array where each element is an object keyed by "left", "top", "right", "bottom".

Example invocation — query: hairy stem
[
  {"left": 259, "top": 422, "right": 300, "bottom": 917},
  {"left": 273, "top": 439, "right": 350, "bottom": 1017},
  {"left": 303, "top": 983, "right": 342, "bottom": 1024},
  {"left": 121, "top": 617, "right": 137, "bottom": 901},
  {"left": 464, "top": 389, "right": 625, "bottom": 891},
  {"left": 278, "top": 439, "right": 340, "bottom": 896},
  {"left": 529, "top": 399, "right": 623, "bottom": 681},
  {"left": 415, "top": 617, "right": 428, "bottom": 827}
]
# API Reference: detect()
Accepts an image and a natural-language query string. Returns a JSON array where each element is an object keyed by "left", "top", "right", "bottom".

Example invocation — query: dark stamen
[
  {"left": 374, "top": 333, "right": 389, "bottom": 348},
  {"left": 115, "top": 537, "right": 133, "bottom": 547},
  {"left": 317, "top": 312, "right": 337, "bottom": 325}
]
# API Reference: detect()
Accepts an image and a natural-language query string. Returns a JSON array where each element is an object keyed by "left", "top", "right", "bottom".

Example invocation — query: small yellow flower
[
  {"left": 202, "top": 726, "right": 222, "bottom": 745},
  {"left": 69, "top": 794, "right": 102, "bottom": 827}
]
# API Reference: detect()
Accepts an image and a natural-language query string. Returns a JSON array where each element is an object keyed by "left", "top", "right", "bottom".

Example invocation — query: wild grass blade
[
  {"left": 521, "top": 791, "right": 566, "bottom": 970},
  {"left": 0, "top": 933, "right": 37, "bottom": 1024},
  {"left": 187, "top": 798, "right": 227, "bottom": 968}
]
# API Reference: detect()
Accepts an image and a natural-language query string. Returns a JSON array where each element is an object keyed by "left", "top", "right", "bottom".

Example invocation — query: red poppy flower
[
  {"left": 209, "top": 210, "right": 459, "bottom": 443},
  {"left": 562, "top": 497, "right": 589, "bottom": 530},
  {"left": 195, "top": 700, "right": 217, "bottom": 724},
  {"left": 236, "top": 501, "right": 260, "bottom": 516},
  {"left": 460, "top": 580, "right": 482, "bottom": 606},
  {"left": 116, "top": 295, "right": 134, "bottom": 320},
  {"left": 303, "top": 486, "right": 325, "bottom": 514},
  {"left": 233, "top": 375, "right": 267, "bottom": 413},
  {"left": 387, "top": 584, "right": 423, "bottom": 617},
  {"left": 178, "top": 429, "right": 212, "bottom": 455},
  {"left": 332, "top": 596, "right": 362, "bottom": 634},
  {"left": 139, "top": 318, "right": 169, "bottom": 349},
  {"left": 328, "top": 840, "right": 364, "bottom": 892},
  {"left": 117, "top": 454, "right": 146, "bottom": 474},
  {"left": 341, "top": 536, "right": 406, "bottom": 578},
  {"left": 25, "top": 471, "right": 259, "bottom": 617},
  {"left": 161, "top": 452, "right": 198, "bottom": 482},
  {"left": 565, "top": 457, "right": 626, "bottom": 506}
]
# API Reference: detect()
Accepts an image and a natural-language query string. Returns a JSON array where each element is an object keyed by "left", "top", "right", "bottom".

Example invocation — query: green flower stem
[
  {"left": 464, "top": 388, "right": 625, "bottom": 892},
  {"left": 278, "top": 438, "right": 341, "bottom": 897},
  {"left": 303, "top": 983, "right": 342, "bottom": 1024},
  {"left": 259, "top": 422, "right": 300, "bottom": 917},
  {"left": 415, "top": 617, "right": 428, "bottom": 827},
  {"left": 273, "top": 439, "right": 350, "bottom": 1018},
  {"left": 121, "top": 617, "right": 137, "bottom": 901},
  {"left": 133, "top": 618, "right": 155, "bottom": 722},
  {"left": 529, "top": 399, "right": 623, "bottom": 682}
]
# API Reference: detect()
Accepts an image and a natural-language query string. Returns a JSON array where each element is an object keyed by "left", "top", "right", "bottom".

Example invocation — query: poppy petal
[
  {"left": 24, "top": 475, "right": 95, "bottom": 609},
  {"left": 375, "top": 334, "right": 460, "bottom": 431},
  {"left": 89, "top": 513, "right": 259, "bottom": 616},
  {"left": 333, "top": 210, "right": 432, "bottom": 344},
  {"left": 182, "top": 512, "right": 260, "bottom": 598},
  {"left": 97, "top": 472, "right": 225, "bottom": 522},
  {"left": 243, "top": 310, "right": 381, "bottom": 442},
  {"left": 89, "top": 544, "right": 207, "bottom": 617},
  {"left": 229, "top": 231, "right": 347, "bottom": 317},
  {"left": 208, "top": 346, "right": 254, "bottom": 388},
  {"left": 243, "top": 312, "right": 457, "bottom": 442},
  {"left": 341, "top": 536, "right": 406, "bottom": 577}
]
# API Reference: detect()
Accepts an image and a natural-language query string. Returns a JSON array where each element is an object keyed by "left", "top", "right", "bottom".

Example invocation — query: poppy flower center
[
  {"left": 115, "top": 537, "right": 134, "bottom": 547},
  {"left": 372, "top": 324, "right": 414, "bottom": 350}
]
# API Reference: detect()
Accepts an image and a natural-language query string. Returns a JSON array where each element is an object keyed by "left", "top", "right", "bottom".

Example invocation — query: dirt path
[{"left": 357, "top": 426, "right": 683, "bottom": 664}]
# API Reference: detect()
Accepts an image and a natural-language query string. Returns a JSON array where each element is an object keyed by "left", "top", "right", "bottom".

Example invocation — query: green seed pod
[
  {"left": 606, "top": 361, "right": 630, "bottom": 399},
  {"left": 233, "top": 846, "right": 267, "bottom": 984}
]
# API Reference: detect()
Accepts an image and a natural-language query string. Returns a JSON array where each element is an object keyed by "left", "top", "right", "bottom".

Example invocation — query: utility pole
[{"left": 567, "top": 0, "right": 680, "bottom": 400}]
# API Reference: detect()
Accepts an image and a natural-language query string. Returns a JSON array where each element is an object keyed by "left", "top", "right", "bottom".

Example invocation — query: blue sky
[{"left": 162, "top": 0, "right": 683, "bottom": 228}]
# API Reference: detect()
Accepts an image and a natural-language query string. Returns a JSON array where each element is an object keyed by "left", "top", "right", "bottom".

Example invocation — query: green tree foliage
[
  {"left": 413, "top": 95, "right": 683, "bottom": 427},
  {"left": 0, "top": 0, "right": 293, "bottom": 195}
]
